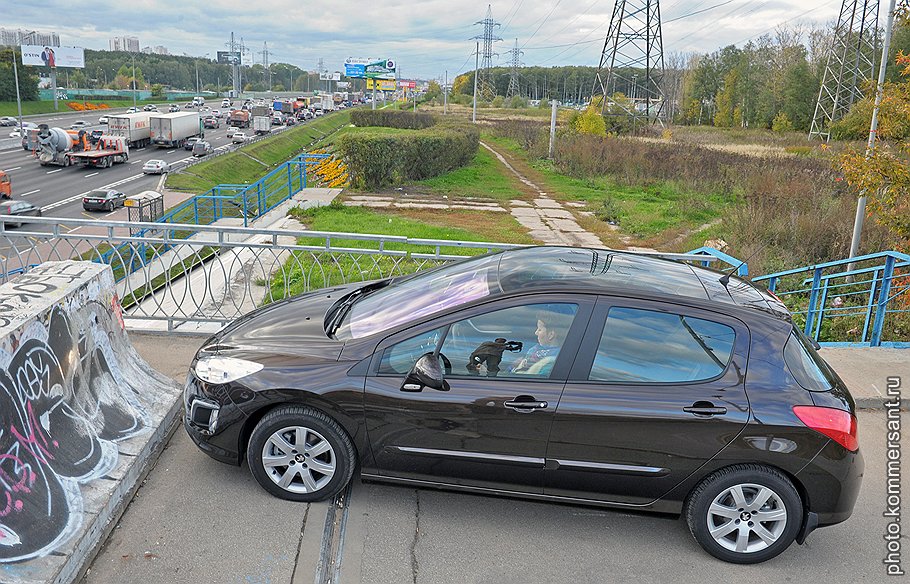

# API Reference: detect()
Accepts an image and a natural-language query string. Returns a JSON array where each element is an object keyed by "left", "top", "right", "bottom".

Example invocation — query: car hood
[{"left": 202, "top": 284, "right": 361, "bottom": 360}]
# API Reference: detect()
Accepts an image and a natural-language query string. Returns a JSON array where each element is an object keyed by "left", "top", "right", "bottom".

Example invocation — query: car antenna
[{"left": 718, "top": 244, "right": 767, "bottom": 287}]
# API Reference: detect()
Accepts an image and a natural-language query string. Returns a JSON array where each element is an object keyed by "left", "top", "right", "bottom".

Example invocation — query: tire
[
  {"left": 685, "top": 464, "right": 802, "bottom": 564},
  {"left": 246, "top": 405, "right": 356, "bottom": 502}
]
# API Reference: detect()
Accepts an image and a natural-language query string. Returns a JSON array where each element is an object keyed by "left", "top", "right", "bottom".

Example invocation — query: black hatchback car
[
  {"left": 82, "top": 189, "right": 126, "bottom": 212},
  {"left": 184, "top": 246, "right": 862, "bottom": 564}
]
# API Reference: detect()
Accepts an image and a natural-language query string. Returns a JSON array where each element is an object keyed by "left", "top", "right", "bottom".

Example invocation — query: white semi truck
[
  {"left": 106, "top": 113, "right": 151, "bottom": 148},
  {"left": 150, "top": 112, "right": 203, "bottom": 148}
]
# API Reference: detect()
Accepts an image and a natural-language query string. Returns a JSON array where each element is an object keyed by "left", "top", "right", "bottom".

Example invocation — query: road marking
[
  {"left": 40, "top": 172, "right": 143, "bottom": 212},
  {"left": 2, "top": 166, "right": 20, "bottom": 172},
  {"left": 167, "top": 150, "right": 176, "bottom": 154},
  {"left": 130, "top": 159, "right": 143, "bottom": 164},
  {"left": 84, "top": 172, "right": 99, "bottom": 178},
  {"left": 19, "top": 189, "right": 40, "bottom": 196},
  {"left": 46, "top": 169, "right": 62, "bottom": 174}
]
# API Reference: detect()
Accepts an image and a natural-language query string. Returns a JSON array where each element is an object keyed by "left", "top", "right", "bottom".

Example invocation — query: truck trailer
[
  {"left": 106, "top": 113, "right": 151, "bottom": 148},
  {"left": 150, "top": 112, "right": 202, "bottom": 148},
  {"left": 68, "top": 135, "right": 130, "bottom": 168}
]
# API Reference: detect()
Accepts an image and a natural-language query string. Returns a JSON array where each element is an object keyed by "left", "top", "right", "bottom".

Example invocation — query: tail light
[{"left": 793, "top": 406, "right": 859, "bottom": 452}]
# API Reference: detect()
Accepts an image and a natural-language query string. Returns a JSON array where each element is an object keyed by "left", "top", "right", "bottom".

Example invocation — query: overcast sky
[{"left": 2, "top": 0, "right": 845, "bottom": 79}]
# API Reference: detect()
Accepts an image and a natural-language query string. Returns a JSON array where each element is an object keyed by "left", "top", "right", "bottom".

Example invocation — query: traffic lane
[{"left": 1, "top": 124, "right": 234, "bottom": 210}]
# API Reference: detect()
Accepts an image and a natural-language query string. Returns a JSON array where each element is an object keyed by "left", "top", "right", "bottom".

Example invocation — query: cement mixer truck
[{"left": 35, "top": 125, "right": 90, "bottom": 167}]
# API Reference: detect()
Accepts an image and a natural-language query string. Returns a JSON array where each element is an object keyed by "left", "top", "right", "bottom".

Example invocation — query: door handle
[
  {"left": 505, "top": 399, "right": 548, "bottom": 411},
  {"left": 684, "top": 402, "right": 727, "bottom": 416}
]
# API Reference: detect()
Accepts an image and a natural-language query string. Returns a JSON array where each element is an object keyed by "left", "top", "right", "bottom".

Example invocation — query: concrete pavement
[{"left": 77, "top": 332, "right": 909, "bottom": 584}]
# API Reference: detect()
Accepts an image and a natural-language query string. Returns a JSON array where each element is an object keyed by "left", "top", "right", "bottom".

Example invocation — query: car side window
[
  {"left": 378, "top": 327, "right": 446, "bottom": 375},
  {"left": 590, "top": 307, "right": 735, "bottom": 383},
  {"left": 440, "top": 303, "right": 578, "bottom": 379}
]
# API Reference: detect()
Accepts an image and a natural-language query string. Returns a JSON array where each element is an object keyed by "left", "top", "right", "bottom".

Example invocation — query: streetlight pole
[
  {"left": 12, "top": 48, "right": 23, "bottom": 132},
  {"left": 472, "top": 41, "right": 479, "bottom": 123},
  {"left": 131, "top": 52, "right": 137, "bottom": 106}
]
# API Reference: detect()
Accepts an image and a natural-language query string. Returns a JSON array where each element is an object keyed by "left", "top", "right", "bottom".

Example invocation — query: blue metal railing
[
  {"left": 753, "top": 251, "right": 910, "bottom": 347},
  {"left": 686, "top": 246, "right": 748, "bottom": 276}
]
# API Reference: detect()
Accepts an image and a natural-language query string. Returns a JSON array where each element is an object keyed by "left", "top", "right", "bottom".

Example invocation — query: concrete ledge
[{"left": 0, "top": 261, "right": 181, "bottom": 583}]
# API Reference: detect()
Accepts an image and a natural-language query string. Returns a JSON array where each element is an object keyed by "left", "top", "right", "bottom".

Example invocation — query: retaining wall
[{"left": 0, "top": 261, "right": 181, "bottom": 583}]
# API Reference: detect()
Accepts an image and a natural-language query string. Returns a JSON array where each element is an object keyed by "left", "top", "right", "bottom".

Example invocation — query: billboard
[
  {"left": 345, "top": 57, "right": 395, "bottom": 80},
  {"left": 21, "top": 45, "right": 84, "bottom": 68},
  {"left": 398, "top": 80, "right": 416, "bottom": 89},
  {"left": 367, "top": 79, "right": 396, "bottom": 91},
  {"left": 319, "top": 71, "right": 342, "bottom": 81},
  {"left": 217, "top": 51, "right": 241, "bottom": 64}
]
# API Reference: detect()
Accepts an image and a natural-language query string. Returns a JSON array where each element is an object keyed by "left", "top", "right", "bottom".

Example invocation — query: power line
[{"left": 521, "top": 0, "right": 564, "bottom": 50}]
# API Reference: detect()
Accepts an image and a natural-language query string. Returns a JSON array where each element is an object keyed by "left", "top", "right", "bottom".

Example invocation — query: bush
[
  {"left": 338, "top": 124, "right": 479, "bottom": 189},
  {"left": 350, "top": 109, "right": 436, "bottom": 130},
  {"left": 771, "top": 111, "right": 794, "bottom": 133}
]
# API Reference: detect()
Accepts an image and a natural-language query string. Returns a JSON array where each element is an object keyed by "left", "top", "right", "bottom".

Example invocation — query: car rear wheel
[
  {"left": 685, "top": 464, "right": 802, "bottom": 564},
  {"left": 247, "top": 405, "right": 355, "bottom": 502}
]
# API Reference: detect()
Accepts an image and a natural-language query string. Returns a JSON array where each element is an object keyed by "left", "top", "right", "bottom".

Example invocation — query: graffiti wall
[{"left": 0, "top": 261, "right": 180, "bottom": 574}]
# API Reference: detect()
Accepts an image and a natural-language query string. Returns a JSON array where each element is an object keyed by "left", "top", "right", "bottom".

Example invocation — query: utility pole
[
  {"left": 506, "top": 38, "right": 523, "bottom": 98},
  {"left": 131, "top": 52, "right": 137, "bottom": 106},
  {"left": 848, "top": 0, "right": 897, "bottom": 267},
  {"left": 260, "top": 42, "right": 271, "bottom": 90},
  {"left": 444, "top": 69, "right": 448, "bottom": 114},
  {"left": 472, "top": 5, "right": 502, "bottom": 102},
  {"left": 593, "top": 0, "right": 666, "bottom": 123},
  {"left": 472, "top": 41, "right": 479, "bottom": 123},
  {"left": 809, "top": 0, "right": 879, "bottom": 141},
  {"left": 548, "top": 99, "right": 557, "bottom": 158}
]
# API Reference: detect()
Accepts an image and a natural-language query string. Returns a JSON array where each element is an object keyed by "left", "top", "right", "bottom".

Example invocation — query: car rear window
[{"left": 783, "top": 331, "right": 833, "bottom": 391}]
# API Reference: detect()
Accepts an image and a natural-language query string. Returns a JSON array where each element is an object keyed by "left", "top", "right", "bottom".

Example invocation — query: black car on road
[
  {"left": 82, "top": 189, "right": 126, "bottom": 212},
  {"left": 184, "top": 246, "right": 863, "bottom": 564},
  {"left": 0, "top": 200, "right": 42, "bottom": 226}
]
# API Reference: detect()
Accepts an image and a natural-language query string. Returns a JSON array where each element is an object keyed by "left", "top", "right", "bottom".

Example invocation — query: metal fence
[
  {"left": 754, "top": 251, "right": 910, "bottom": 347},
  {"left": 0, "top": 217, "right": 731, "bottom": 333}
]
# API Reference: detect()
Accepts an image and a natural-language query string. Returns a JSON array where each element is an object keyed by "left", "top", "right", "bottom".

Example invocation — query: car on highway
[
  {"left": 0, "top": 200, "right": 42, "bottom": 226},
  {"left": 0, "top": 116, "right": 18, "bottom": 126},
  {"left": 82, "top": 188, "right": 126, "bottom": 212},
  {"left": 231, "top": 132, "right": 247, "bottom": 144},
  {"left": 226, "top": 126, "right": 238, "bottom": 138},
  {"left": 143, "top": 104, "right": 159, "bottom": 112},
  {"left": 70, "top": 120, "right": 89, "bottom": 130},
  {"left": 212, "top": 110, "right": 223, "bottom": 118},
  {"left": 126, "top": 106, "right": 140, "bottom": 113},
  {"left": 168, "top": 104, "right": 180, "bottom": 112},
  {"left": 142, "top": 159, "right": 170, "bottom": 174},
  {"left": 9, "top": 122, "right": 37, "bottom": 138},
  {"left": 98, "top": 115, "right": 109, "bottom": 124},
  {"left": 222, "top": 98, "right": 232, "bottom": 108},
  {"left": 184, "top": 136, "right": 201, "bottom": 151},
  {"left": 183, "top": 246, "right": 863, "bottom": 565},
  {"left": 89, "top": 129, "right": 104, "bottom": 145},
  {"left": 203, "top": 116, "right": 220, "bottom": 129},
  {"left": 184, "top": 102, "right": 195, "bottom": 109},
  {"left": 192, "top": 140, "right": 214, "bottom": 157}
]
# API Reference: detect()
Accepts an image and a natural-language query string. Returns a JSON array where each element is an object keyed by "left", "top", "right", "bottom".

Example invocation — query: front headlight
[{"left": 194, "top": 356, "right": 264, "bottom": 384}]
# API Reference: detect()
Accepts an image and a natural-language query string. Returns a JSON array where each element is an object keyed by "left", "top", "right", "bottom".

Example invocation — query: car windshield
[{"left": 333, "top": 254, "right": 498, "bottom": 340}]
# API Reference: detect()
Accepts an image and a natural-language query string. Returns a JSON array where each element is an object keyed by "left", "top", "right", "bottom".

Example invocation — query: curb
[{"left": 855, "top": 397, "right": 906, "bottom": 411}]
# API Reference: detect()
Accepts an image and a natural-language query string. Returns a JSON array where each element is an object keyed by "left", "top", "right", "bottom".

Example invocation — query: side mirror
[{"left": 403, "top": 352, "right": 449, "bottom": 392}]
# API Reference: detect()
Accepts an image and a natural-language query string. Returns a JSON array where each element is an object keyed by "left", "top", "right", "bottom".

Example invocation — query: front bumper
[{"left": 183, "top": 372, "right": 247, "bottom": 465}]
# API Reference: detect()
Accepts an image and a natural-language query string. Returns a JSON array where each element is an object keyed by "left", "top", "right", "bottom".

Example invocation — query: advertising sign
[
  {"left": 398, "top": 80, "right": 416, "bottom": 89},
  {"left": 337, "top": 81, "right": 350, "bottom": 89},
  {"left": 319, "top": 71, "right": 342, "bottom": 81},
  {"left": 21, "top": 45, "right": 85, "bottom": 68},
  {"left": 217, "top": 51, "right": 241, "bottom": 64},
  {"left": 345, "top": 57, "right": 395, "bottom": 80},
  {"left": 366, "top": 79, "right": 396, "bottom": 91}
]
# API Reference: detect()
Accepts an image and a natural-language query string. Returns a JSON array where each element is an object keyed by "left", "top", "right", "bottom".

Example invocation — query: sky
[{"left": 1, "top": 0, "right": 846, "bottom": 79}]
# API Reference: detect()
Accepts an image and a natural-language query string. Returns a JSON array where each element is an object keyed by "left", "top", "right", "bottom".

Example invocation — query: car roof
[{"left": 495, "top": 246, "right": 790, "bottom": 321}]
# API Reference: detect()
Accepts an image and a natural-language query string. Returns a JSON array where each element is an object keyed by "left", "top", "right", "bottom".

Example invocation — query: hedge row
[
  {"left": 350, "top": 109, "right": 436, "bottom": 130},
  {"left": 338, "top": 124, "right": 479, "bottom": 189}
]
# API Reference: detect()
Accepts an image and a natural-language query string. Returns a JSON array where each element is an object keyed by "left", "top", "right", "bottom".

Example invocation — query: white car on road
[
  {"left": 231, "top": 132, "right": 248, "bottom": 144},
  {"left": 142, "top": 159, "right": 170, "bottom": 174}
]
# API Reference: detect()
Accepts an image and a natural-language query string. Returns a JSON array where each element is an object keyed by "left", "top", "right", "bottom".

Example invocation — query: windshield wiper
[{"left": 326, "top": 287, "right": 369, "bottom": 337}]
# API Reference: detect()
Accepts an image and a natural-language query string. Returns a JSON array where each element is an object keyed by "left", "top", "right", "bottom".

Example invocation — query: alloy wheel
[
  {"left": 260, "top": 425, "right": 336, "bottom": 494},
  {"left": 706, "top": 483, "right": 787, "bottom": 554}
]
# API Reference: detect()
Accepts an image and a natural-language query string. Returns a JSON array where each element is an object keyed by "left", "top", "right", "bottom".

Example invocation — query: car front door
[
  {"left": 544, "top": 298, "right": 751, "bottom": 505},
  {"left": 363, "top": 296, "right": 593, "bottom": 494}
]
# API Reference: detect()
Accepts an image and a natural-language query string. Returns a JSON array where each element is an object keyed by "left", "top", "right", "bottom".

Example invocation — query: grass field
[{"left": 414, "top": 145, "right": 525, "bottom": 201}]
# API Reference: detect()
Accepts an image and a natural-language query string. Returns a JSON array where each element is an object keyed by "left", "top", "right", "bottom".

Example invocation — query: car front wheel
[
  {"left": 685, "top": 464, "right": 802, "bottom": 564},
  {"left": 247, "top": 405, "right": 355, "bottom": 502}
]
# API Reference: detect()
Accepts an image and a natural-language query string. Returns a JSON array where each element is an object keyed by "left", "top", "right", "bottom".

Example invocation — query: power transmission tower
[
  {"left": 259, "top": 42, "right": 271, "bottom": 90},
  {"left": 225, "top": 33, "right": 251, "bottom": 97},
  {"left": 592, "top": 0, "right": 666, "bottom": 122},
  {"left": 506, "top": 38, "right": 523, "bottom": 98},
  {"left": 809, "top": 0, "right": 879, "bottom": 141},
  {"left": 473, "top": 5, "right": 502, "bottom": 101}
]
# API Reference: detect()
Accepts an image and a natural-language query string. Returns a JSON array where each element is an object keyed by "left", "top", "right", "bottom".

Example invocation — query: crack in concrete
[
  {"left": 289, "top": 503, "right": 311, "bottom": 583},
  {"left": 410, "top": 489, "right": 421, "bottom": 584}
]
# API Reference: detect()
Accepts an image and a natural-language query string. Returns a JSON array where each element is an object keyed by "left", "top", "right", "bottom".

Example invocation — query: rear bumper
[{"left": 796, "top": 441, "right": 864, "bottom": 526}]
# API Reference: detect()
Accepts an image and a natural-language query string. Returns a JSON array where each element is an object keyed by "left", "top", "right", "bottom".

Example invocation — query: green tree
[
  {"left": 0, "top": 47, "right": 39, "bottom": 101},
  {"left": 771, "top": 111, "right": 794, "bottom": 132},
  {"left": 573, "top": 105, "right": 607, "bottom": 136},
  {"left": 713, "top": 69, "right": 739, "bottom": 127}
]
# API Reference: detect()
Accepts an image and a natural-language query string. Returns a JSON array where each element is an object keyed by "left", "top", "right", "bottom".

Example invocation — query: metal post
[
  {"left": 848, "top": 0, "right": 897, "bottom": 266},
  {"left": 12, "top": 48, "right": 23, "bottom": 132},
  {"left": 472, "top": 41, "right": 479, "bottom": 123},
  {"left": 805, "top": 268, "right": 823, "bottom": 337},
  {"left": 52, "top": 69, "right": 58, "bottom": 111},
  {"left": 870, "top": 255, "right": 895, "bottom": 346},
  {"left": 131, "top": 53, "right": 137, "bottom": 107},
  {"left": 548, "top": 99, "right": 557, "bottom": 159},
  {"left": 444, "top": 70, "right": 448, "bottom": 114}
]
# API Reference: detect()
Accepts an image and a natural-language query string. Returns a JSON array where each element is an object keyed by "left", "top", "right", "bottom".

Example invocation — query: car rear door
[
  {"left": 544, "top": 297, "right": 751, "bottom": 505},
  {"left": 363, "top": 295, "right": 593, "bottom": 494}
]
